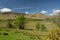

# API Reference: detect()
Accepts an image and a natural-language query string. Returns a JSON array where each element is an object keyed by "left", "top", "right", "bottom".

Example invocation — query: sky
[{"left": 0, "top": 0, "right": 60, "bottom": 15}]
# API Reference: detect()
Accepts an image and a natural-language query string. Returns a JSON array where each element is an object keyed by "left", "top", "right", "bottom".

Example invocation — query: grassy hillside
[
  {"left": 0, "top": 12, "right": 46, "bottom": 20},
  {"left": 0, "top": 19, "right": 59, "bottom": 40},
  {"left": 0, "top": 12, "right": 60, "bottom": 40}
]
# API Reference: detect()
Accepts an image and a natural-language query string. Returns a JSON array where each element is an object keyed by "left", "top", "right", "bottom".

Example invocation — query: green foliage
[
  {"left": 7, "top": 19, "right": 13, "bottom": 28},
  {"left": 36, "top": 23, "right": 40, "bottom": 30},
  {"left": 40, "top": 24, "right": 46, "bottom": 31},
  {"left": 36, "top": 23, "right": 46, "bottom": 31},
  {"left": 16, "top": 15, "right": 26, "bottom": 29},
  {"left": 46, "top": 28, "right": 60, "bottom": 40},
  {"left": 3, "top": 32, "right": 8, "bottom": 35}
]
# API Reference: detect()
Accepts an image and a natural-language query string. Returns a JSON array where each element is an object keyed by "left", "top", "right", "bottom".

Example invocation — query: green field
[{"left": 0, "top": 20, "right": 59, "bottom": 40}]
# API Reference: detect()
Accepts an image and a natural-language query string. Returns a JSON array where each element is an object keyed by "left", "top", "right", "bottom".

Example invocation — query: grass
[
  {"left": 0, "top": 29, "right": 41, "bottom": 40},
  {"left": 0, "top": 20, "right": 59, "bottom": 40}
]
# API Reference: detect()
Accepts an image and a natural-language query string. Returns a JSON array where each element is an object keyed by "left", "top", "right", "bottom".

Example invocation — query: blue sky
[{"left": 0, "top": 0, "right": 60, "bottom": 14}]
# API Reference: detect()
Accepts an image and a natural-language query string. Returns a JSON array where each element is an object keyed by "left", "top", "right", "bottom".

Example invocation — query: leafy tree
[{"left": 16, "top": 15, "right": 26, "bottom": 29}]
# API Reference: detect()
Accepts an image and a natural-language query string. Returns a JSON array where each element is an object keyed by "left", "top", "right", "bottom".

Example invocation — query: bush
[
  {"left": 45, "top": 28, "right": 60, "bottom": 40},
  {"left": 16, "top": 15, "right": 26, "bottom": 29},
  {"left": 36, "top": 23, "right": 46, "bottom": 31},
  {"left": 3, "top": 32, "right": 8, "bottom": 35},
  {"left": 36, "top": 23, "right": 40, "bottom": 30},
  {"left": 40, "top": 24, "right": 46, "bottom": 31},
  {"left": 30, "top": 36, "right": 36, "bottom": 39},
  {"left": 7, "top": 20, "right": 13, "bottom": 28}
]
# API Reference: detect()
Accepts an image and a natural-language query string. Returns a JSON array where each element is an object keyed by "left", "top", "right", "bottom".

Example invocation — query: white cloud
[
  {"left": 25, "top": 12, "right": 29, "bottom": 14},
  {"left": 40, "top": 10, "right": 47, "bottom": 14},
  {"left": 53, "top": 9, "right": 60, "bottom": 13},
  {"left": 49, "top": 9, "right": 60, "bottom": 16},
  {"left": 0, "top": 8, "right": 12, "bottom": 12}
]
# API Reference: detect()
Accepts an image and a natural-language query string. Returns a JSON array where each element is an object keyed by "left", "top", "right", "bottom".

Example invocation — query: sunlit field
[{"left": 0, "top": 0, "right": 60, "bottom": 40}]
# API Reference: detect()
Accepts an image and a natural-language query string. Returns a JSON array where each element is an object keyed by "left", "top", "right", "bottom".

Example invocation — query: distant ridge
[{"left": 0, "top": 12, "right": 47, "bottom": 20}]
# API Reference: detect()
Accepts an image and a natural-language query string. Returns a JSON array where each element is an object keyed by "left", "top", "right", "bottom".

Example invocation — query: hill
[
  {"left": 0, "top": 12, "right": 59, "bottom": 40},
  {"left": 0, "top": 12, "right": 46, "bottom": 20}
]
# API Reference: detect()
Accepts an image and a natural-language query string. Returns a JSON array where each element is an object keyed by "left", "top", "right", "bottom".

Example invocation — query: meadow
[{"left": 0, "top": 18, "right": 59, "bottom": 40}]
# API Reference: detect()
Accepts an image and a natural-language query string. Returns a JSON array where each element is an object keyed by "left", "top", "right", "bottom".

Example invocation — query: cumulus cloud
[
  {"left": 53, "top": 9, "right": 60, "bottom": 13},
  {"left": 25, "top": 12, "right": 29, "bottom": 14},
  {"left": 0, "top": 8, "right": 12, "bottom": 12},
  {"left": 40, "top": 10, "right": 47, "bottom": 14},
  {"left": 49, "top": 9, "right": 60, "bottom": 16}
]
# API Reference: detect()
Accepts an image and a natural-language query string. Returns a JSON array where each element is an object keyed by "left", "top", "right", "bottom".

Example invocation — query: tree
[{"left": 16, "top": 15, "right": 26, "bottom": 29}]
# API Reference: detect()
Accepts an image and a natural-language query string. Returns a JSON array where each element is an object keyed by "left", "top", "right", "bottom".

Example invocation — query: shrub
[
  {"left": 7, "top": 19, "right": 13, "bottom": 28},
  {"left": 30, "top": 36, "right": 36, "bottom": 39},
  {"left": 36, "top": 23, "right": 46, "bottom": 31},
  {"left": 3, "top": 32, "right": 8, "bottom": 35},
  {"left": 16, "top": 15, "right": 26, "bottom": 29},
  {"left": 40, "top": 24, "right": 46, "bottom": 31},
  {"left": 45, "top": 28, "right": 60, "bottom": 40},
  {"left": 36, "top": 23, "right": 40, "bottom": 30}
]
